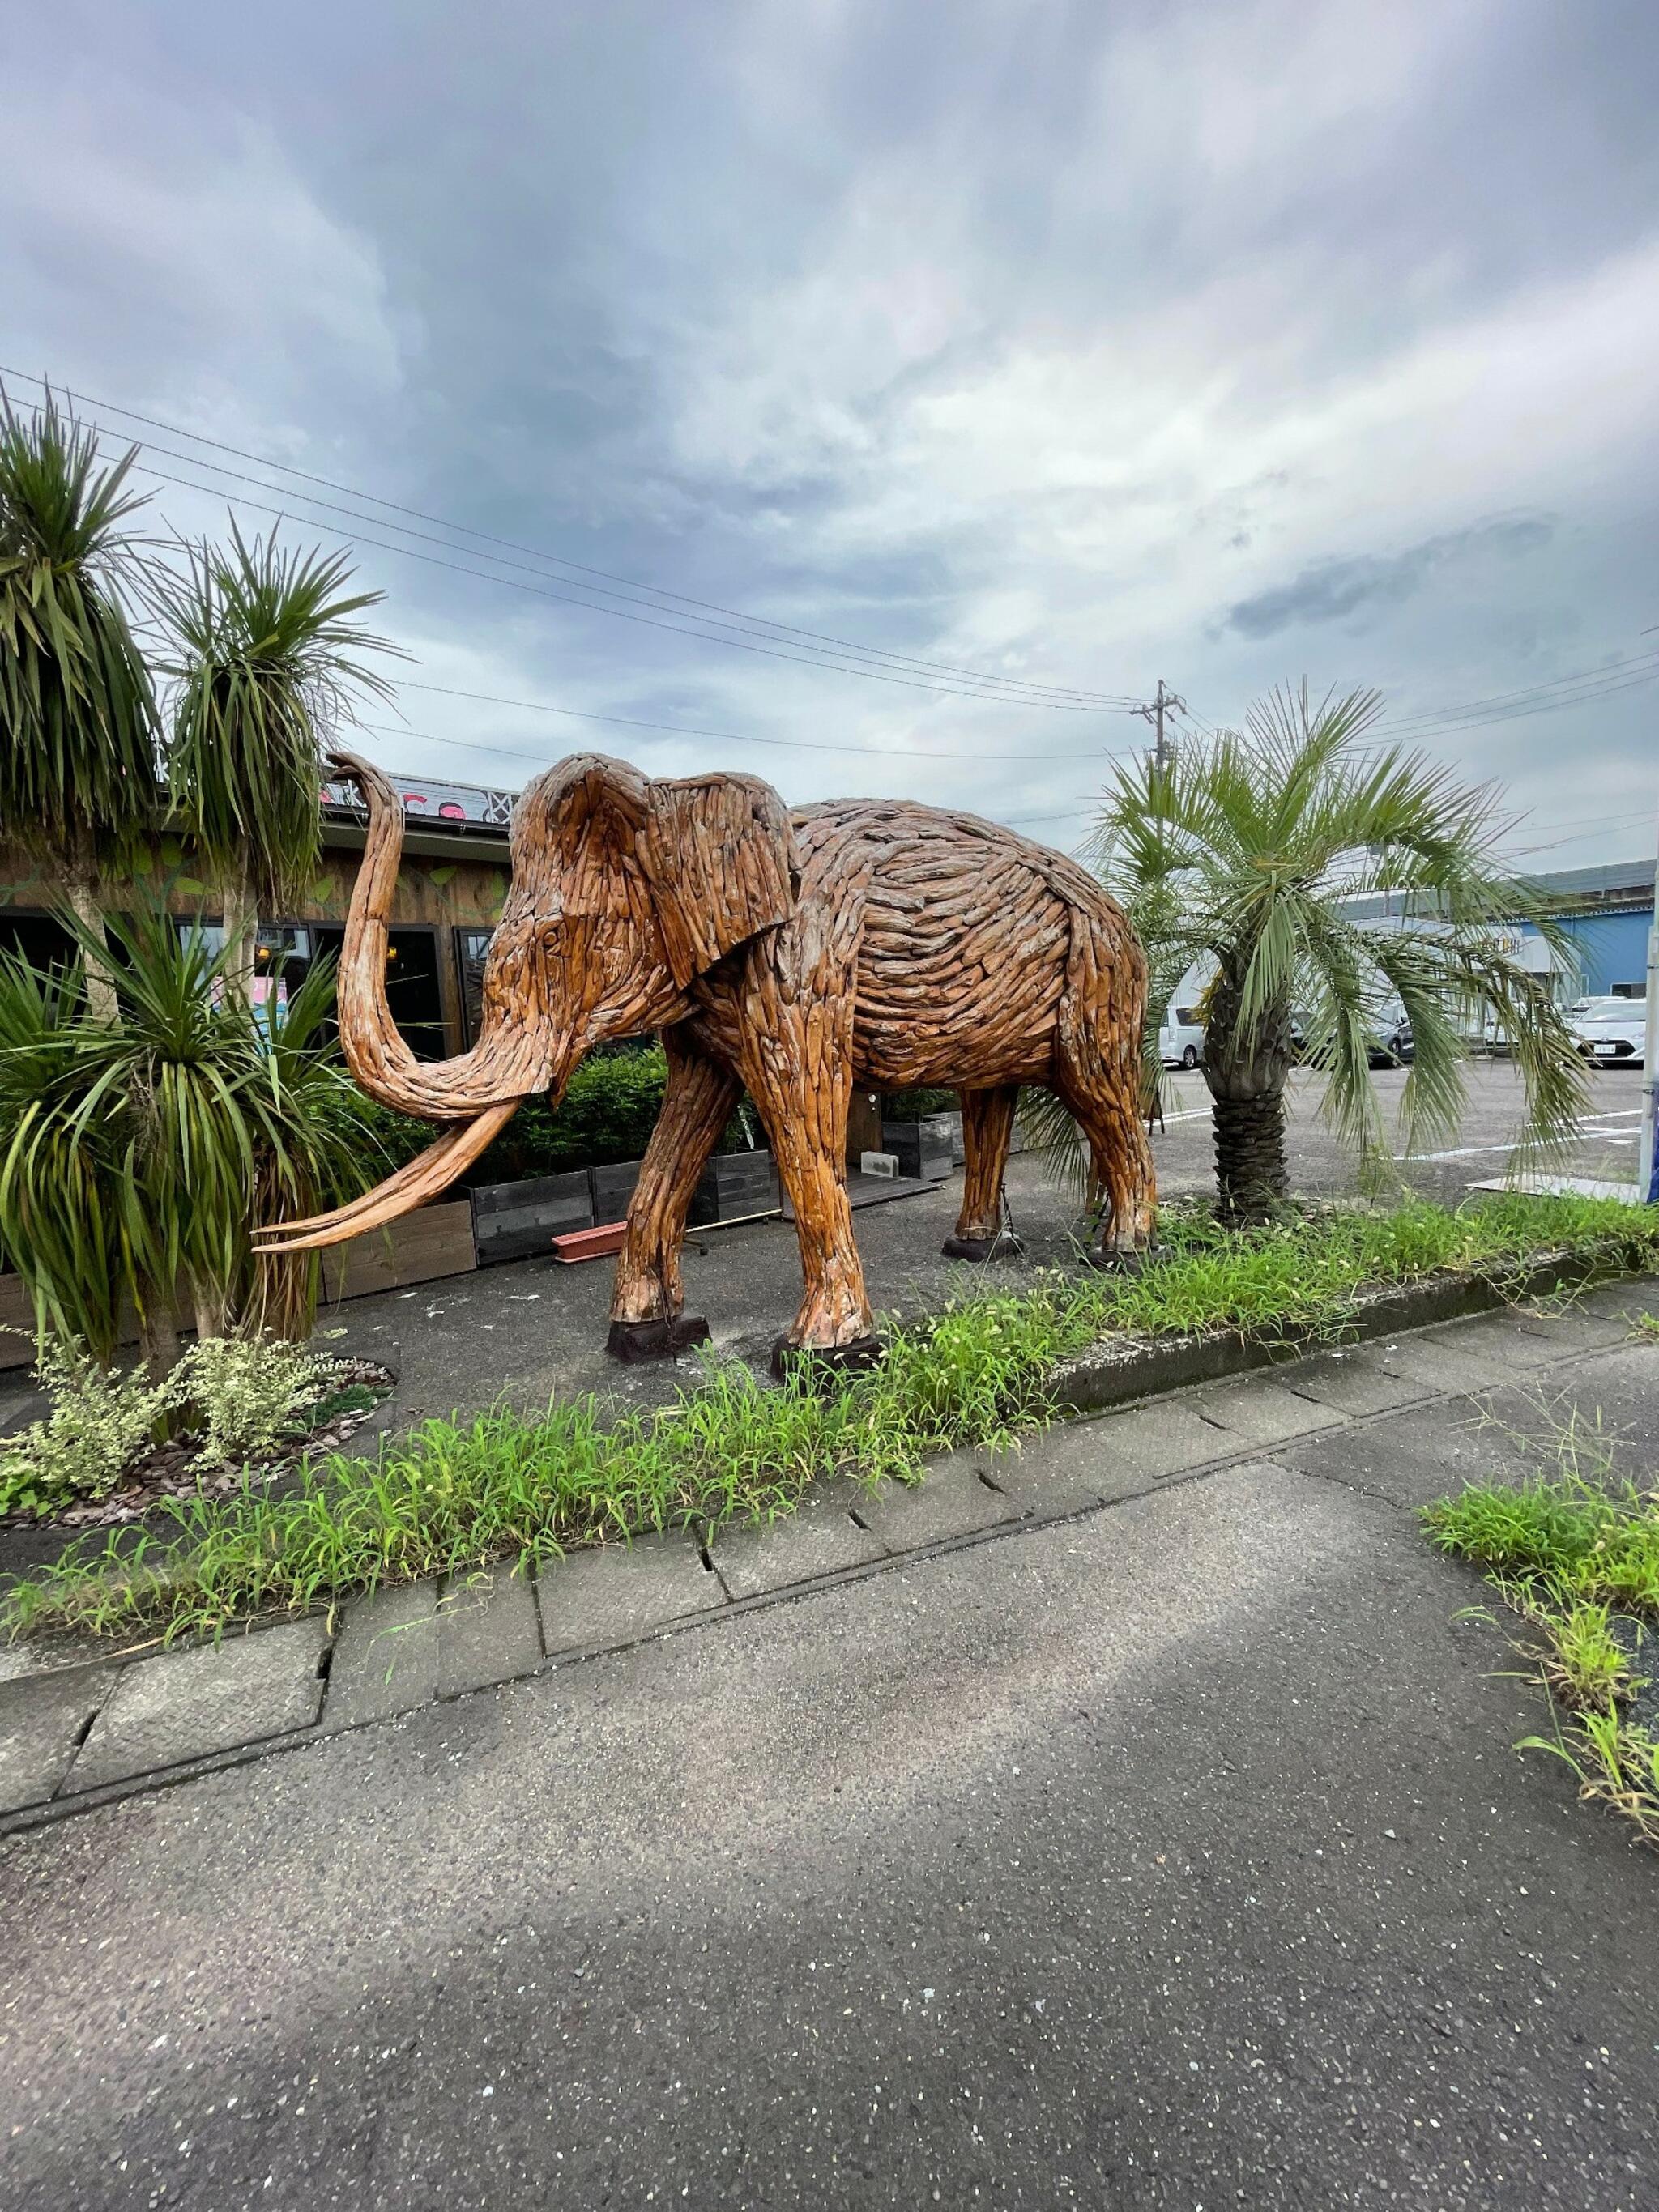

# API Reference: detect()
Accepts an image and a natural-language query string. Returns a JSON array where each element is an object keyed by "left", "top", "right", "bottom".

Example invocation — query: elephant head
[{"left": 255, "top": 749, "right": 798, "bottom": 1254}]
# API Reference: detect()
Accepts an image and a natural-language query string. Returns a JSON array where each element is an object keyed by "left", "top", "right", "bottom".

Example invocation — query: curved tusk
[{"left": 253, "top": 1099, "right": 522, "bottom": 1255}]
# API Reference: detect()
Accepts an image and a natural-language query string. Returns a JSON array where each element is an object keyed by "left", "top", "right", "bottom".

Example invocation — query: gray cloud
[
  {"left": 0, "top": 1, "right": 1656, "bottom": 863},
  {"left": 1223, "top": 516, "right": 1557, "bottom": 641}
]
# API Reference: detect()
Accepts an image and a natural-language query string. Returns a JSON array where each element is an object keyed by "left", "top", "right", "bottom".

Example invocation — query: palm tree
[
  {"left": 0, "top": 387, "right": 162, "bottom": 1019},
  {"left": 1047, "top": 683, "right": 1590, "bottom": 1225},
  {"left": 158, "top": 522, "right": 399, "bottom": 1004}
]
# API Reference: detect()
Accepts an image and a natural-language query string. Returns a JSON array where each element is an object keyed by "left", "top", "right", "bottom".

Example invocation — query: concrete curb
[{"left": 1050, "top": 1247, "right": 1627, "bottom": 1415}]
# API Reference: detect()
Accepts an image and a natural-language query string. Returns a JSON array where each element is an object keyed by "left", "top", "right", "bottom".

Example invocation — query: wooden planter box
[
  {"left": 689, "top": 1149, "right": 781, "bottom": 1226},
  {"left": 324, "top": 1200, "right": 478, "bottom": 1300},
  {"left": 591, "top": 1157, "right": 644, "bottom": 1222},
  {"left": 471, "top": 1170, "right": 595, "bottom": 1267},
  {"left": 881, "top": 1116, "right": 955, "bottom": 1182}
]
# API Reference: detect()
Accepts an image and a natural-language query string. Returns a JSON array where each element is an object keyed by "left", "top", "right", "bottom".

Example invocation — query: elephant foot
[
  {"left": 606, "top": 1315, "right": 712, "bottom": 1364},
  {"left": 770, "top": 1334, "right": 885, "bottom": 1383},
  {"left": 941, "top": 1230, "right": 1025, "bottom": 1264}
]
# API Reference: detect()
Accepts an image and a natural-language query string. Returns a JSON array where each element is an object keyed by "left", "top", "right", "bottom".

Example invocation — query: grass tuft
[{"left": 1425, "top": 1394, "right": 1659, "bottom": 1847}]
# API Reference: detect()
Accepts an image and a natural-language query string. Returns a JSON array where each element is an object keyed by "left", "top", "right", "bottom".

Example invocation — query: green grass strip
[{"left": 9, "top": 1192, "right": 1657, "bottom": 1648}]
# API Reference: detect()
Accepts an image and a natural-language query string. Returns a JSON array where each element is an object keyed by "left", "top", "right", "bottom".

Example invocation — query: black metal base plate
[
  {"left": 940, "top": 1230, "right": 1025, "bottom": 1264},
  {"left": 770, "top": 1334, "right": 886, "bottom": 1382},
  {"left": 606, "top": 1315, "right": 712, "bottom": 1364}
]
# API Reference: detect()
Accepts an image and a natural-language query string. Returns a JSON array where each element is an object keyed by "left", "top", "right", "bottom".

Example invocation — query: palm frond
[
  {"left": 0, "top": 898, "right": 382, "bottom": 1352},
  {"left": 1083, "top": 678, "right": 1594, "bottom": 1215},
  {"left": 0, "top": 385, "right": 162, "bottom": 857},
  {"left": 157, "top": 520, "right": 404, "bottom": 910}
]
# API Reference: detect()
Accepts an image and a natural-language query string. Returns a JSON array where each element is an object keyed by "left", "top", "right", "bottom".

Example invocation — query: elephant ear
[{"left": 642, "top": 773, "right": 800, "bottom": 987}]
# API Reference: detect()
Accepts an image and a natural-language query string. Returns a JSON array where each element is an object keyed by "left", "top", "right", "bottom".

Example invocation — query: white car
[
  {"left": 1159, "top": 1004, "right": 1205, "bottom": 1068},
  {"left": 1568, "top": 996, "right": 1647, "bottom": 1067}
]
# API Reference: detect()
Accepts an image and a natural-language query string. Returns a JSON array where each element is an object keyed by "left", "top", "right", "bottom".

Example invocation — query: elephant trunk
[
  {"left": 328, "top": 750, "right": 552, "bottom": 1119},
  {"left": 254, "top": 752, "right": 554, "bottom": 1256}
]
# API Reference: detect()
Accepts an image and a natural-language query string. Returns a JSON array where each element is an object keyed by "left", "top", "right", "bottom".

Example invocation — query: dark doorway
[
  {"left": 0, "top": 909, "right": 78, "bottom": 980},
  {"left": 259, "top": 923, "right": 448, "bottom": 1061}
]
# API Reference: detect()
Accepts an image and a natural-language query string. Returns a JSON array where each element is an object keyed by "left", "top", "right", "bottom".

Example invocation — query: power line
[
  {"left": 1166, "top": 663, "right": 1659, "bottom": 748},
  {"left": 1376, "top": 649, "right": 1659, "bottom": 731},
  {"left": 0, "top": 365, "right": 1137, "bottom": 710},
  {"left": 362, "top": 704, "right": 1124, "bottom": 767},
  {"left": 14, "top": 377, "right": 1654, "bottom": 759},
  {"left": 352, "top": 718, "right": 1092, "bottom": 828},
  {"left": 120, "top": 450, "right": 1141, "bottom": 710}
]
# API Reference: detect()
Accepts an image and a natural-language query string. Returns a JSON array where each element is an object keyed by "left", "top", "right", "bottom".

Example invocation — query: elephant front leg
[
  {"left": 739, "top": 1038, "right": 879, "bottom": 1375},
  {"left": 608, "top": 1032, "right": 740, "bottom": 1362},
  {"left": 942, "top": 1085, "right": 1024, "bottom": 1262}
]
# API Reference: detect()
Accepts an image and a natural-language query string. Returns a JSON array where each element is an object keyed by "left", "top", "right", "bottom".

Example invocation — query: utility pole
[{"left": 1133, "top": 679, "right": 1184, "bottom": 774}]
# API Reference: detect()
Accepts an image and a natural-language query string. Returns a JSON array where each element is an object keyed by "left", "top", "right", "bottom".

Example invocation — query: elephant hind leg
[
  {"left": 942, "top": 1085, "right": 1023, "bottom": 1261},
  {"left": 1054, "top": 914, "right": 1157, "bottom": 1264},
  {"left": 608, "top": 1029, "right": 739, "bottom": 1358}
]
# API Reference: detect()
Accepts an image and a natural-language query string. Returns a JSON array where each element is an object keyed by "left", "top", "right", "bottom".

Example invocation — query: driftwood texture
[{"left": 258, "top": 752, "right": 1156, "bottom": 1358}]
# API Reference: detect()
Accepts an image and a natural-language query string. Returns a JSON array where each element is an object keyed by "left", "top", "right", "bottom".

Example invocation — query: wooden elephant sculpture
[{"left": 258, "top": 752, "right": 1158, "bottom": 1366}]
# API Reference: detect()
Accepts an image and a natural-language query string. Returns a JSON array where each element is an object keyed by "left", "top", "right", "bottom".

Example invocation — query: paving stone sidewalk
[{"left": 2, "top": 1276, "right": 1654, "bottom": 1829}]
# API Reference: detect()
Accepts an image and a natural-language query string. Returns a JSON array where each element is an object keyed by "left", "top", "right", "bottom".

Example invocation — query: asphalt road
[{"left": 5, "top": 1332, "right": 1658, "bottom": 2210}]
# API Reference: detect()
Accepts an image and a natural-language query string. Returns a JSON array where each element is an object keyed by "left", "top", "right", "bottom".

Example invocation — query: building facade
[{"left": 0, "top": 769, "right": 517, "bottom": 1059}]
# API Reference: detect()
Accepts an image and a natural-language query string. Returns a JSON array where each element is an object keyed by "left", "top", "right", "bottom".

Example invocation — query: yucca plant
[
  {"left": 0, "top": 899, "right": 377, "bottom": 1365},
  {"left": 0, "top": 947, "right": 130, "bottom": 1357},
  {"left": 0, "top": 386, "right": 162, "bottom": 1019},
  {"left": 157, "top": 522, "right": 399, "bottom": 1001},
  {"left": 1030, "top": 684, "right": 1591, "bottom": 1225}
]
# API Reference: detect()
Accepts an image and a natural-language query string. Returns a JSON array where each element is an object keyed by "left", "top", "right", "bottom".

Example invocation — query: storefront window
[{"left": 456, "top": 929, "right": 494, "bottom": 1049}]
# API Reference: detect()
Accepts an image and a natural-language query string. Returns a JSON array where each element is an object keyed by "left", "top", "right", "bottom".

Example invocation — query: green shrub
[
  {"left": 0, "top": 1329, "right": 343, "bottom": 1519},
  {"left": 183, "top": 1333, "right": 335, "bottom": 1464},
  {"left": 474, "top": 1044, "right": 669, "bottom": 1179},
  {"left": 0, "top": 1338, "right": 175, "bottom": 1518},
  {"left": 882, "top": 1085, "right": 958, "bottom": 1118},
  {"left": 348, "top": 1042, "right": 766, "bottom": 1185},
  {"left": 0, "top": 910, "right": 376, "bottom": 1356}
]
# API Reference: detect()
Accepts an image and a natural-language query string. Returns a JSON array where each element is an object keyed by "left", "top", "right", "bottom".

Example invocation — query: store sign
[{"left": 321, "top": 773, "right": 514, "bottom": 827}]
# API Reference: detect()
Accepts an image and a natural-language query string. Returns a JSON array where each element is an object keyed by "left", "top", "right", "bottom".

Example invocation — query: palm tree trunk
[
  {"left": 62, "top": 844, "right": 119, "bottom": 1025},
  {"left": 1203, "top": 963, "right": 1294, "bottom": 1225},
  {"left": 1209, "top": 1089, "right": 1290, "bottom": 1223},
  {"left": 221, "top": 871, "right": 258, "bottom": 1009},
  {"left": 137, "top": 1296, "right": 180, "bottom": 1376}
]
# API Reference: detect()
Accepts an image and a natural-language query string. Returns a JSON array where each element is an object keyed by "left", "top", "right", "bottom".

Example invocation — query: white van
[{"left": 1159, "top": 1004, "right": 1205, "bottom": 1068}]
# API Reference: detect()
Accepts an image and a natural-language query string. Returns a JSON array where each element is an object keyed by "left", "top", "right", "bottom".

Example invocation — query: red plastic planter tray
[{"left": 550, "top": 1221, "right": 629, "bottom": 1264}]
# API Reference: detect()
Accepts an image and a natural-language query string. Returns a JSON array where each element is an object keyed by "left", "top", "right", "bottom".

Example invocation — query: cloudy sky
[{"left": 4, "top": 0, "right": 1657, "bottom": 866}]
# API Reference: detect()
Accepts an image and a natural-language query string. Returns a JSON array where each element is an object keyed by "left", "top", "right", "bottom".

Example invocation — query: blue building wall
[{"left": 1522, "top": 907, "right": 1651, "bottom": 996}]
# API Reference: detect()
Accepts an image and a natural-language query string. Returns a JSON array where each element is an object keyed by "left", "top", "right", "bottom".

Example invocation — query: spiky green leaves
[
  {"left": 0, "top": 901, "right": 375, "bottom": 1358},
  {"left": 0, "top": 387, "right": 161, "bottom": 855},
  {"left": 159, "top": 521, "right": 401, "bottom": 911}
]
